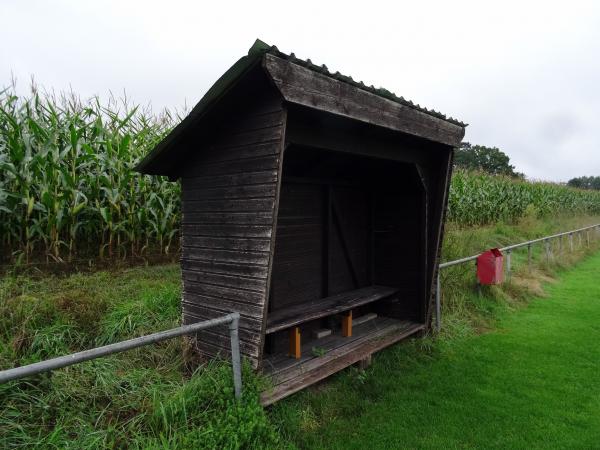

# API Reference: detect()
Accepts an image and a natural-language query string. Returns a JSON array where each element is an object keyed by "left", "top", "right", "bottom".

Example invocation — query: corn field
[
  {"left": 448, "top": 170, "right": 600, "bottom": 226},
  {"left": 2, "top": 83, "right": 600, "bottom": 264},
  {"left": 0, "top": 83, "right": 179, "bottom": 263}
]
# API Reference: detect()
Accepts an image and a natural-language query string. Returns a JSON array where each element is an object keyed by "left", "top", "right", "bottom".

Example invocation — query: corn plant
[
  {"left": 0, "top": 82, "right": 180, "bottom": 263},
  {"left": 448, "top": 169, "right": 600, "bottom": 226},
  {"left": 2, "top": 81, "right": 600, "bottom": 264}
]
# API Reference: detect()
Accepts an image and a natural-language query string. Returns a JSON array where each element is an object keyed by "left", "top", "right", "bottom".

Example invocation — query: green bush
[{"left": 138, "top": 362, "right": 280, "bottom": 450}]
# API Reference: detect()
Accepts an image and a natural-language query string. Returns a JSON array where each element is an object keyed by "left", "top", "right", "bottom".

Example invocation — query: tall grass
[
  {"left": 0, "top": 266, "right": 280, "bottom": 449},
  {"left": 0, "top": 82, "right": 179, "bottom": 263}
]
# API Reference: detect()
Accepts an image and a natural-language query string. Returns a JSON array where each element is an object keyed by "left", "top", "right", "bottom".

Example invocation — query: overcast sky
[{"left": 2, "top": 0, "right": 599, "bottom": 181}]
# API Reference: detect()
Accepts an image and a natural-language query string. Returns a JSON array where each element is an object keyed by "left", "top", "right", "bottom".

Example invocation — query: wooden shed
[{"left": 136, "top": 40, "right": 466, "bottom": 404}]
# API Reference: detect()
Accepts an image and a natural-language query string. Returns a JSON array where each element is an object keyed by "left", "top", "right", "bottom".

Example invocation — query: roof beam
[{"left": 264, "top": 53, "right": 465, "bottom": 147}]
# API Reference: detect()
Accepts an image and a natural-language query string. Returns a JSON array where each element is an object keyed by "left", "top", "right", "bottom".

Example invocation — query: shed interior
[{"left": 263, "top": 136, "right": 428, "bottom": 370}]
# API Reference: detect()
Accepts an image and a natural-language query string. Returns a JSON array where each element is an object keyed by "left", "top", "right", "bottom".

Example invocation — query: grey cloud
[{"left": 2, "top": 0, "right": 600, "bottom": 182}]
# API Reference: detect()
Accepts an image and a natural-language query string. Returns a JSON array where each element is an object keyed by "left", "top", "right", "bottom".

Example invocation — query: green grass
[
  {"left": 0, "top": 266, "right": 280, "bottom": 449},
  {"left": 0, "top": 215, "right": 599, "bottom": 448},
  {"left": 272, "top": 249, "right": 600, "bottom": 449}
]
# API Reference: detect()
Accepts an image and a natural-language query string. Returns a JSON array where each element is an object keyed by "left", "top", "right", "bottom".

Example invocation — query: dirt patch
[{"left": 512, "top": 271, "right": 555, "bottom": 298}]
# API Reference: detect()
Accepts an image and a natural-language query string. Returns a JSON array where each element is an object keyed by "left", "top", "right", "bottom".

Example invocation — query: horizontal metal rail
[
  {"left": 2, "top": 224, "right": 599, "bottom": 394},
  {"left": 435, "top": 223, "right": 600, "bottom": 331},
  {"left": 0, "top": 312, "right": 243, "bottom": 399},
  {"left": 439, "top": 224, "right": 600, "bottom": 269}
]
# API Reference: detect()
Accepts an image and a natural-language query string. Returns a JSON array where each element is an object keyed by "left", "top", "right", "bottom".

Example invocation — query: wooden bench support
[
  {"left": 342, "top": 310, "right": 352, "bottom": 337},
  {"left": 289, "top": 327, "right": 301, "bottom": 359},
  {"left": 357, "top": 353, "right": 372, "bottom": 370}
]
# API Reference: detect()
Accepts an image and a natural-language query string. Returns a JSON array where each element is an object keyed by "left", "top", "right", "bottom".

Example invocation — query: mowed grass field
[{"left": 274, "top": 251, "right": 600, "bottom": 449}]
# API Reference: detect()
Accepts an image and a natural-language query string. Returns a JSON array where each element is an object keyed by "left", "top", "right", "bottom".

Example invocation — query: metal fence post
[
  {"left": 435, "top": 271, "right": 441, "bottom": 332},
  {"left": 228, "top": 313, "right": 243, "bottom": 399},
  {"left": 579, "top": 231, "right": 583, "bottom": 247},
  {"left": 544, "top": 239, "right": 549, "bottom": 263},
  {"left": 506, "top": 250, "right": 512, "bottom": 281},
  {"left": 527, "top": 243, "right": 532, "bottom": 272}
]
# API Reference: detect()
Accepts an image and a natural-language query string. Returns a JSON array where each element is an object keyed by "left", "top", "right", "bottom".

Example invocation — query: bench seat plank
[{"left": 265, "top": 285, "right": 399, "bottom": 334}]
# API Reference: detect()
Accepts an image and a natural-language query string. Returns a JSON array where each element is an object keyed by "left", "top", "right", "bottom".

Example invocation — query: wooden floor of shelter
[{"left": 260, "top": 316, "right": 424, "bottom": 405}]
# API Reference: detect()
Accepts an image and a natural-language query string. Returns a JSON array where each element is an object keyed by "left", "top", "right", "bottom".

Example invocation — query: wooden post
[
  {"left": 357, "top": 354, "right": 372, "bottom": 370},
  {"left": 289, "top": 327, "right": 301, "bottom": 359},
  {"left": 587, "top": 230, "right": 590, "bottom": 247},
  {"left": 527, "top": 243, "right": 532, "bottom": 272},
  {"left": 322, "top": 185, "right": 331, "bottom": 298},
  {"left": 569, "top": 233, "right": 574, "bottom": 252},
  {"left": 342, "top": 310, "right": 353, "bottom": 337},
  {"left": 558, "top": 235, "right": 562, "bottom": 254}
]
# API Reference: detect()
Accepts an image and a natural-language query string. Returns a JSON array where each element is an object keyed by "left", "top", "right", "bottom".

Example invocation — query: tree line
[
  {"left": 567, "top": 176, "right": 600, "bottom": 191},
  {"left": 455, "top": 143, "right": 598, "bottom": 191},
  {"left": 454, "top": 142, "right": 524, "bottom": 178}
]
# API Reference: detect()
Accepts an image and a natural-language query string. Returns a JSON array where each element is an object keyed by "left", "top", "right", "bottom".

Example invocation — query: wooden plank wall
[
  {"left": 269, "top": 182, "right": 324, "bottom": 311},
  {"left": 372, "top": 187, "right": 422, "bottom": 319},
  {"left": 271, "top": 182, "right": 370, "bottom": 306},
  {"left": 179, "top": 94, "right": 285, "bottom": 368},
  {"left": 328, "top": 186, "right": 370, "bottom": 294},
  {"left": 425, "top": 148, "right": 454, "bottom": 326},
  {"left": 285, "top": 110, "right": 450, "bottom": 326}
]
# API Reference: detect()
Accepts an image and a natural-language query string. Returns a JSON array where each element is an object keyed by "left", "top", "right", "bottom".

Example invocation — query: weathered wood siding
[
  {"left": 269, "top": 182, "right": 324, "bottom": 311},
  {"left": 264, "top": 53, "right": 464, "bottom": 147},
  {"left": 372, "top": 186, "right": 424, "bottom": 320},
  {"left": 328, "top": 186, "right": 370, "bottom": 295},
  {"left": 179, "top": 95, "right": 285, "bottom": 368},
  {"left": 425, "top": 147, "right": 454, "bottom": 326}
]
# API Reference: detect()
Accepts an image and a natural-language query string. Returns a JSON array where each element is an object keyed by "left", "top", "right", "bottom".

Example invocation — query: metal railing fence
[
  {"left": 0, "top": 312, "right": 243, "bottom": 399},
  {"left": 2, "top": 224, "right": 599, "bottom": 396},
  {"left": 435, "top": 224, "right": 600, "bottom": 331}
]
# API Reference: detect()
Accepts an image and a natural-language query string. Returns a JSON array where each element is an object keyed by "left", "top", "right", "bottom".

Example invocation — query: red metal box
[{"left": 476, "top": 248, "right": 504, "bottom": 285}]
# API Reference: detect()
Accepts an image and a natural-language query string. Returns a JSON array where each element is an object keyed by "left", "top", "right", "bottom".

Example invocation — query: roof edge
[
  {"left": 136, "top": 39, "right": 467, "bottom": 176},
  {"left": 263, "top": 46, "right": 466, "bottom": 128},
  {"left": 135, "top": 39, "right": 271, "bottom": 175}
]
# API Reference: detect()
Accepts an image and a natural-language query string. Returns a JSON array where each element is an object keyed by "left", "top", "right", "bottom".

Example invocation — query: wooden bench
[{"left": 266, "top": 285, "right": 399, "bottom": 358}]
